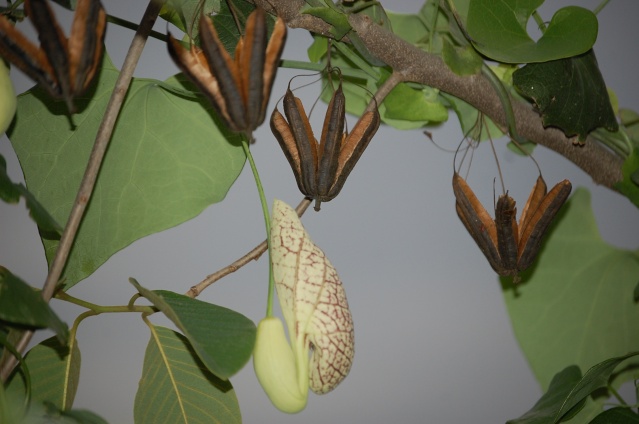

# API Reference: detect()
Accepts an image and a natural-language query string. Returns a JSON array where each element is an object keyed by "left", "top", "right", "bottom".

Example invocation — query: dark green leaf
[
  {"left": 0, "top": 267, "right": 68, "bottom": 343},
  {"left": 513, "top": 50, "right": 618, "bottom": 141},
  {"left": 466, "top": 1, "right": 597, "bottom": 63},
  {"left": 614, "top": 149, "right": 639, "bottom": 209},
  {"left": 0, "top": 155, "right": 62, "bottom": 239},
  {"left": 589, "top": 407, "right": 639, "bottom": 424},
  {"left": 130, "top": 279, "right": 255, "bottom": 379},
  {"left": 555, "top": 352, "right": 639, "bottom": 422},
  {"left": 503, "top": 189, "right": 639, "bottom": 407},
  {"left": 507, "top": 365, "right": 583, "bottom": 424},
  {"left": 134, "top": 325, "right": 241, "bottom": 424},
  {"left": 212, "top": 0, "right": 257, "bottom": 54},
  {"left": 7, "top": 55, "right": 246, "bottom": 289},
  {"left": 5, "top": 336, "right": 80, "bottom": 410},
  {"left": 634, "top": 279, "right": 639, "bottom": 302}
]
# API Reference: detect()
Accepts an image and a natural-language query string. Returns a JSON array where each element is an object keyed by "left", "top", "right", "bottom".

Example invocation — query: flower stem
[{"left": 240, "top": 136, "right": 275, "bottom": 317}]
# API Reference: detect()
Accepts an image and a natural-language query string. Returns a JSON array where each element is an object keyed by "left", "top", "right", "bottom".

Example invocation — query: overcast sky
[{"left": 1, "top": 1, "right": 638, "bottom": 423}]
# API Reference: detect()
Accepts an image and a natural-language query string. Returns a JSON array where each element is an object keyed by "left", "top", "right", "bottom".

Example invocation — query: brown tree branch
[
  {"left": 187, "top": 197, "right": 312, "bottom": 298},
  {"left": 257, "top": 0, "right": 623, "bottom": 188}
]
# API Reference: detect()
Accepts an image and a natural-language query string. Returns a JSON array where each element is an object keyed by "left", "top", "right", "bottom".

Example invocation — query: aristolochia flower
[{"left": 253, "top": 199, "right": 355, "bottom": 413}]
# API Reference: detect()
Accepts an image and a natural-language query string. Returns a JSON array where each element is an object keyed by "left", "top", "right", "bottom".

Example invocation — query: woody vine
[{"left": 1, "top": 0, "right": 638, "bottom": 423}]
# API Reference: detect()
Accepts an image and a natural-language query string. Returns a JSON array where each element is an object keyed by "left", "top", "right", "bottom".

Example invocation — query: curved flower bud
[
  {"left": 0, "top": 59, "right": 16, "bottom": 134},
  {"left": 253, "top": 316, "right": 308, "bottom": 413},
  {"left": 255, "top": 199, "right": 354, "bottom": 412}
]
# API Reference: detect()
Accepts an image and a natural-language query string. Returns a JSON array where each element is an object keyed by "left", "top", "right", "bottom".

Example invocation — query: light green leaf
[
  {"left": 503, "top": 189, "right": 639, "bottom": 393},
  {"left": 0, "top": 155, "right": 62, "bottom": 239},
  {"left": 0, "top": 268, "right": 68, "bottom": 343},
  {"left": 615, "top": 149, "right": 639, "bottom": 209},
  {"left": 130, "top": 279, "right": 255, "bottom": 379},
  {"left": 134, "top": 325, "right": 241, "bottom": 424},
  {"left": 6, "top": 336, "right": 80, "bottom": 410},
  {"left": 7, "top": 55, "right": 246, "bottom": 289},
  {"left": 466, "top": 1, "right": 597, "bottom": 63},
  {"left": 442, "top": 39, "right": 482, "bottom": 76}
]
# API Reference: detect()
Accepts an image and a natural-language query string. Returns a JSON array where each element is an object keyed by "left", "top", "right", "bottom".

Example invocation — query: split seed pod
[
  {"left": 0, "top": 0, "right": 107, "bottom": 114},
  {"left": 167, "top": 8, "right": 287, "bottom": 133},
  {"left": 254, "top": 199, "right": 355, "bottom": 412},
  {"left": 453, "top": 173, "right": 572, "bottom": 280},
  {"left": 271, "top": 83, "right": 380, "bottom": 210}
]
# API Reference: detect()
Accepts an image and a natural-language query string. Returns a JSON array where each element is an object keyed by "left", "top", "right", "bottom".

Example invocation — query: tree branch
[
  {"left": 257, "top": 0, "right": 623, "bottom": 188},
  {"left": 0, "top": 0, "right": 166, "bottom": 383}
]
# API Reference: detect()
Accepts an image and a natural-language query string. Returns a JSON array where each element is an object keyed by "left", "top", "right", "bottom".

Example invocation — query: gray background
[{"left": 1, "top": 1, "right": 638, "bottom": 423}]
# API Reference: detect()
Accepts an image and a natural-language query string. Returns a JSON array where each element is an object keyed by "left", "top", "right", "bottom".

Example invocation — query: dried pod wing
[{"left": 517, "top": 178, "right": 572, "bottom": 270}]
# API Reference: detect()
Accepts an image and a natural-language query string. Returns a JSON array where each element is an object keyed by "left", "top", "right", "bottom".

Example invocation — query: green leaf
[
  {"left": 22, "top": 401, "right": 107, "bottom": 424},
  {"left": 442, "top": 39, "right": 482, "bottom": 76},
  {"left": 513, "top": 50, "right": 619, "bottom": 141},
  {"left": 160, "top": 0, "right": 221, "bottom": 35},
  {"left": 555, "top": 352, "right": 639, "bottom": 422},
  {"left": 0, "top": 155, "right": 62, "bottom": 239},
  {"left": 589, "top": 407, "right": 639, "bottom": 424},
  {"left": 0, "top": 268, "right": 68, "bottom": 343},
  {"left": 466, "top": 1, "right": 597, "bottom": 63},
  {"left": 441, "top": 93, "right": 504, "bottom": 141},
  {"left": 6, "top": 336, "right": 80, "bottom": 410},
  {"left": 508, "top": 365, "right": 584, "bottom": 424},
  {"left": 130, "top": 279, "right": 255, "bottom": 379},
  {"left": 307, "top": 35, "right": 329, "bottom": 63},
  {"left": 386, "top": 10, "right": 429, "bottom": 47},
  {"left": 615, "top": 149, "right": 639, "bottom": 209},
  {"left": 134, "top": 325, "right": 241, "bottom": 424},
  {"left": 503, "top": 189, "right": 639, "bottom": 395},
  {"left": 7, "top": 55, "right": 246, "bottom": 289},
  {"left": 302, "top": 1, "right": 352, "bottom": 40}
]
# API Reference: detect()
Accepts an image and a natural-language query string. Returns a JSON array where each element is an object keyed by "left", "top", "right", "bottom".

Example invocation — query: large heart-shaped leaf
[
  {"left": 7, "top": 55, "right": 245, "bottom": 289},
  {"left": 465, "top": 0, "right": 597, "bottom": 63},
  {"left": 134, "top": 325, "right": 241, "bottom": 424},
  {"left": 503, "top": 189, "right": 639, "bottom": 394}
]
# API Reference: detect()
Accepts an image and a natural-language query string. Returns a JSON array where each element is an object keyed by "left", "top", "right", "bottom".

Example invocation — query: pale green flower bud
[
  {"left": 0, "top": 59, "right": 17, "bottom": 135},
  {"left": 253, "top": 316, "right": 308, "bottom": 413}
]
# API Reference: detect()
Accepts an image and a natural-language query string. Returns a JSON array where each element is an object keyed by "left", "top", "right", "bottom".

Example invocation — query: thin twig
[
  {"left": 187, "top": 197, "right": 312, "bottom": 298},
  {"left": 0, "top": 0, "right": 166, "bottom": 383}
]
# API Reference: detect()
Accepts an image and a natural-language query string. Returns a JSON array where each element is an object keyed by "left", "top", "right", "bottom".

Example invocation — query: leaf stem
[
  {"left": 593, "top": 0, "right": 611, "bottom": 15},
  {"left": 107, "top": 14, "right": 168, "bottom": 42},
  {"left": 0, "top": 0, "right": 167, "bottom": 383},
  {"left": 56, "top": 291, "right": 156, "bottom": 315}
]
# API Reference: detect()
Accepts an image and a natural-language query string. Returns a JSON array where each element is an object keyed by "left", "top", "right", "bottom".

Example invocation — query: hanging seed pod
[
  {"left": 167, "top": 7, "right": 286, "bottom": 133},
  {"left": 271, "top": 83, "right": 380, "bottom": 210},
  {"left": 453, "top": 172, "right": 572, "bottom": 281},
  {"left": 0, "top": 0, "right": 107, "bottom": 114}
]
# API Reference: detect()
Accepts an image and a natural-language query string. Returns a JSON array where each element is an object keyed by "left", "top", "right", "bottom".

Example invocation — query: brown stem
[
  {"left": 187, "top": 197, "right": 312, "bottom": 298},
  {"left": 0, "top": 0, "right": 167, "bottom": 383},
  {"left": 257, "top": 0, "right": 624, "bottom": 188}
]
